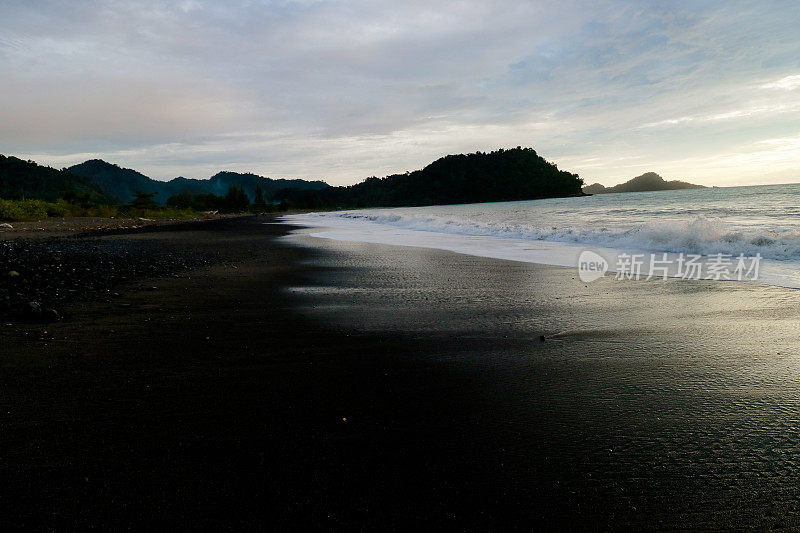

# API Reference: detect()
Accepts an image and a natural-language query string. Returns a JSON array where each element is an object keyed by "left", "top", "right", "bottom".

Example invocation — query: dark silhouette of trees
[
  {"left": 2, "top": 148, "right": 584, "bottom": 213},
  {"left": 63, "top": 191, "right": 94, "bottom": 208},
  {"left": 166, "top": 190, "right": 223, "bottom": 211},
  {"left": 126, "top": 191, "right": 158, "bottom": 209},
  {"left": 166, "top": 186, "right": 250, "bottom": 213},
  {"left": 165, "top": 190, "right": 194, "bottom": 209},
  {"left": 68, "top": 160, "right": 328, "bottom": 206},
  {"left": 274, "top": 147, "right": 584, "bottom": 209},
  {"left": 252, "top": 184, "right": 267, "bottom": 210},
  {"left": 222, "top": 185, "right": 250, "bottom": 213},
  {"left": 0, "top": 155, "right": 111, "bottom": 202}
]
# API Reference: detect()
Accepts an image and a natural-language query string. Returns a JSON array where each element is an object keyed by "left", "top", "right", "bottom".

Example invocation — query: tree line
[
  {"left": 272, "top": 147, "right": 584, "bottom": 209},
  {"left": 162, "top": 183, "right": 287, "bottom": 212},
  {"left": 1, "top": 148, "right": 585, "bottom": 220}
]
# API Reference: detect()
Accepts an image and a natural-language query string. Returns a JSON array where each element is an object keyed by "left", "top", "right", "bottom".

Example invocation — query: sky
[{"left": 2, "top": 0, "right": 800, "bottom": 187}]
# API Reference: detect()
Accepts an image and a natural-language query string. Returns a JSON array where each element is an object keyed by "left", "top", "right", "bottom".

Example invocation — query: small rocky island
[{"left": 583, "top": 172, "right": 705, "bottom": 194}]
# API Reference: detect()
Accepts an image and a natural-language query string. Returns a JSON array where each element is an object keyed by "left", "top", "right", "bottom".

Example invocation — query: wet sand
[{"left": 1, "top": 215, "right": 799, "bottom": 529}]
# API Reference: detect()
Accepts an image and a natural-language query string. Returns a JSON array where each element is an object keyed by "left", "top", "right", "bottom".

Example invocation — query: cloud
[
  {"left": 761, "top": 74, "right": 800, "bottom": 90},
  {"left": 3, "top": 0, "right": 800, "bottom": 185}
]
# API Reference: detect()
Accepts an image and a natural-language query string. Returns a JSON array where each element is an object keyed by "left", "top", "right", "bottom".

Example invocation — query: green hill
[
  {"left": 205, "top": 171, "right": 329, "bottom": 202},
  {"left": 275, "top": 147, "right": 584, "bottom": 208},
  {"left": 0, "top": 155, "right": 112, "bottom": 202}
]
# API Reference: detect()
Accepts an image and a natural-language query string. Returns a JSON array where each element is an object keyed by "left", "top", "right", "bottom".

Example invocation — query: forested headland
[{"left": 0, "top": 148, "right": 585, "bottom": 220}]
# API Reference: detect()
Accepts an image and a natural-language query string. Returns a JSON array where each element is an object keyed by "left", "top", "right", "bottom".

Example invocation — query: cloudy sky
[{"left": 2, "top": 1, "right": 800, "bottom": 186}]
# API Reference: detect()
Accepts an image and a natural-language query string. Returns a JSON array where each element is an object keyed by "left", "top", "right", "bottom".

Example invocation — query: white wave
[{"left": 295, "top": 211, "right": 800, "bottom": 262}]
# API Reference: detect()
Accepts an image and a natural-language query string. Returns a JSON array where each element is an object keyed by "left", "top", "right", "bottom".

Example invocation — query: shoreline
[
  {"left": 285, "top": 211, "right": 800, "bottom": 289},
  {"left": 283, "top": 224, "right": 800, "bottom": 529},
  {"left": 1, "top": 215, "right": 799, "bottom": 528}
]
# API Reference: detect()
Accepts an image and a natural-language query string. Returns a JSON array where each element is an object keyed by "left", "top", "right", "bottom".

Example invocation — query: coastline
[
  {"left": 284, "top": 225, "right": 800, "bottom": 529},
  {"left": 1, "top": 215, "right": 799, "bottom": 528}
]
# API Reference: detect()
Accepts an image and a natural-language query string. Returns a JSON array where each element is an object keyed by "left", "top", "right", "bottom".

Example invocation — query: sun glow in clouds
[{"left": 761, "top": 74, "right": 800, "bottom": 90}]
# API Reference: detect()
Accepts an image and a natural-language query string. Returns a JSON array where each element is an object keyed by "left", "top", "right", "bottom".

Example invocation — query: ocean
[{"left": 286, "top": 183, "right": 800, "bottom": 288}]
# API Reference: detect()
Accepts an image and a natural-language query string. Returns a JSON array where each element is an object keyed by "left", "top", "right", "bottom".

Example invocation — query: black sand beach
[{"left": 2, "top": 215, "right": 800, "bottom": 529}]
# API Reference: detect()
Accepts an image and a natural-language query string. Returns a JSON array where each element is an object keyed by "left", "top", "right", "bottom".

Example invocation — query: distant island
[
  {"left": 582, "top": 172, "right": 706, "bottom": 194},
  {"left": 0, "top": 147, "right": 586, "bottom": 219}
]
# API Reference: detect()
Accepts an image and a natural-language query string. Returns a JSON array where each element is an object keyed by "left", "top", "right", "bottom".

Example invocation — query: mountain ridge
[
  {"left": 1, "top": 148, "right": 585, "bottom": 208},
  {"left": 67, "top": 160, "right": 328, "bottom": 205}
]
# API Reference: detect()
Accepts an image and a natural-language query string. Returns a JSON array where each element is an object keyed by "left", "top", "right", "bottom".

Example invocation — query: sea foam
[
  {"left": 284, "top": 186, "right": 800, "bottom": 288},
  {"left": 294, "top": 211, "right": 800, "bottom": 262}
]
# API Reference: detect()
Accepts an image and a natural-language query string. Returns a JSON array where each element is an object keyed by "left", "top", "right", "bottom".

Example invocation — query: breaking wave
[{"left": 300, "top": 211, "right": 800, "bottom": 262}]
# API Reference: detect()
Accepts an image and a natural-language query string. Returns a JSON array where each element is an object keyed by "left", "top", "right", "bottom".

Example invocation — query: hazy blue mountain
[
  {"left": 205, "top": 171, "right": 329, "bottom": 201},
  {"left": 68, "top": 160, "right": 158, "bottom": 203},
  {"left": 583, "top": 172, "right": 705, "bottom": 194},
  {"left": 68, "top": 160, "right": 328, "bottom": 204}
]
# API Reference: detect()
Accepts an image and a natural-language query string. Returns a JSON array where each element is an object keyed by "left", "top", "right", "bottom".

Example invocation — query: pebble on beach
[{"left": 0, "top": 237, "right": 213, "bottom": 322}]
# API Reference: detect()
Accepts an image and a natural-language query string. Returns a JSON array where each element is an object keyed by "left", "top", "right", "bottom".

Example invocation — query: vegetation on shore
[
  {"left": 0, "top": 155, "right": 303, "bottom": 222},
  {"left": 0, "top": 187, "right": 276, "bottom": 222},
  {"left": 0, "top": 147, "right": 587, "bottom": 221},
  {"left": 274, "top": 147, "right": 584, "bottom": 209},
  {"left": 0, "top": 155, "right": 112, "bottom": 203},
  {"left": 0, "top": 197, "right": 195, "bottom": 222}
]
